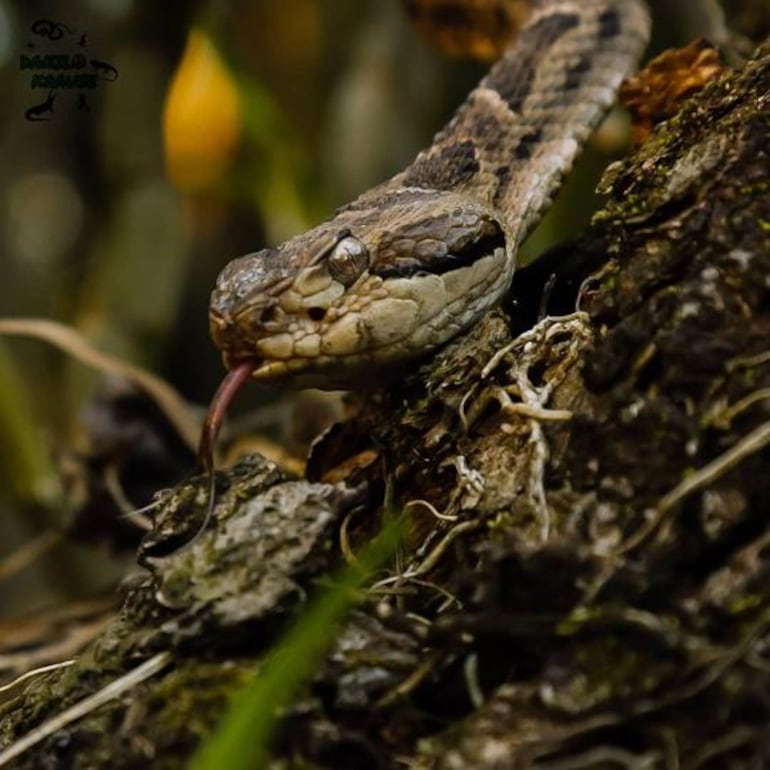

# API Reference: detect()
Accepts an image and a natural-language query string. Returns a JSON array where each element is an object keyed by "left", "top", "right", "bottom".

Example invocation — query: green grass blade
[
  {"left": 0, "top": 340, "right": 61, "bottom": 508},
  {"left": 189, "top": 517, "right": 403, "bottom": 770}
]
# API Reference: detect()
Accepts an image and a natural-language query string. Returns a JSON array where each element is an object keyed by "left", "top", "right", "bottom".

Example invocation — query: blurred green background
[
  {"left": 0, "top": 0, "right": 460, "bottom": 618},
  {"left": 0, "top": 0, "right": 764, "bottom": 620}
]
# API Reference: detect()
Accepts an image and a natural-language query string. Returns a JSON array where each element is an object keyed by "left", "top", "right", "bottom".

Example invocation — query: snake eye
[{"left": 327, "top": 235, "right": 369, "bottom": 286}]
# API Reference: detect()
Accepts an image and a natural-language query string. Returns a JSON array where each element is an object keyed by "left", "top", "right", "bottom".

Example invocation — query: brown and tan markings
[{"left": 208, "top": 0, "right": 651, "bottom": 391}]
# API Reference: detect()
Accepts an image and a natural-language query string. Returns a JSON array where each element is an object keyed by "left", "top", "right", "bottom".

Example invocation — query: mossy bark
[{"left": 2, "top": 40, "right": 770, "bottom": 770}]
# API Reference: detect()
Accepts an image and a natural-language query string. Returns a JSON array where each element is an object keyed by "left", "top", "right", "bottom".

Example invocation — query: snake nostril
[
  {"left": 259, "top": 305, "right": 280, "bottom": 325},
  {"left": 307, "top": 307, "right": 326, "bottom": 322}
]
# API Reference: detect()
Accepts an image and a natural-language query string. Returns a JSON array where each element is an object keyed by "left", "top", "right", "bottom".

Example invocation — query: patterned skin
[{"left": 209, "top": 0, "right": 650, "bottom": 390}]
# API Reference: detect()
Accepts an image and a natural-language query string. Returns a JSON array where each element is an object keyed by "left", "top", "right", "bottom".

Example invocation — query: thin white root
[{"left": 0, "top": 651, "right": 171, "bottom": 768}]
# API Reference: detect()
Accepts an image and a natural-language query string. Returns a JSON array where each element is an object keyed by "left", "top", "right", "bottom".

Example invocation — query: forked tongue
[
  {"left": 182, "top": 360, "right": 256, "bottom": 549},
  {"left": 197, "top": 359, "right": 256, "bottom": 472}
]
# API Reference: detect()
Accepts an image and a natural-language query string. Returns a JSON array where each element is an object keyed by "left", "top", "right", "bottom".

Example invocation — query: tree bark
[{"left": 2, "top": 38, "right": 770, "bottom": 770}]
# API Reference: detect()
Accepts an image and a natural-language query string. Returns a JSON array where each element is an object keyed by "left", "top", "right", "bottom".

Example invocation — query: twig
[
  {"left": 0, "top": 651, "right": 171, "bottom": 768},
  {"left": 0, "top": 318, "right": 199, "bottom": 451},
  {"left": 404, "top": 498, "right": 459, "bottom": 522},
  {"left": 0, "top": 530, "right": 63, "bottom": 583},
  {"left": 0, "top": 660, "right": 74, "bottom": 696},
  {"left": 621, "top": 421, "right": 770, "bottom": 553}
]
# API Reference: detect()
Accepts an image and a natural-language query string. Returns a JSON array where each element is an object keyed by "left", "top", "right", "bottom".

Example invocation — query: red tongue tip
[{"left": 197, "top": 360, "right": 256, "bottom": 473}]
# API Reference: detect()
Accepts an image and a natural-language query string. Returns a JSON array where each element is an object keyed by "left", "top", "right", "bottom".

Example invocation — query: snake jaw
[
  {"left": 209, "top": 307, "right": 259, "bottom": 367},
  {"left": 208, "top": 192, "right": 513, "bottom": 389},
  {"left": 209, "top": 258, "right": 336, "bottom": 378}
]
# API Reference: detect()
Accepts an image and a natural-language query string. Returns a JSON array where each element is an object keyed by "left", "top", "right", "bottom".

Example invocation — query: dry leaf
[{"left": 620, "top": 39, "right": 726, "bottom": 146}]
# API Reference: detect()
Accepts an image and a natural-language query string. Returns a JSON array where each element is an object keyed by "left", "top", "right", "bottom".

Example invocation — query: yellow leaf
[{"left": 163, "top": 30, "right": 242, "bottom": 192}]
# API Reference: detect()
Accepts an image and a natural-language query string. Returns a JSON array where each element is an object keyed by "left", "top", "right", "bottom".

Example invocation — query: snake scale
[{"left": 208, "top": 0, "right": 651, "bottom": 391}]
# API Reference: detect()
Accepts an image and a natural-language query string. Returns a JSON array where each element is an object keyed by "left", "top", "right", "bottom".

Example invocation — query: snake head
[{"left": 209, "top": 188, "right": 510, "bottom": 389}]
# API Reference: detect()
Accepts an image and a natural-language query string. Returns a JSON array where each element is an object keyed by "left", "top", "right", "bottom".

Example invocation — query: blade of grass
[
  {"left": 0, "top": 340, "right": 61, "bottom": 507},
  {"left": 189, "top": 516, "right": 403, "bottom": 770}
]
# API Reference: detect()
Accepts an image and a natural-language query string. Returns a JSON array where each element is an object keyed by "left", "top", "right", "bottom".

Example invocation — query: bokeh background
[{"left": 0, "top": 0, "right": 765, "bottom": 637}]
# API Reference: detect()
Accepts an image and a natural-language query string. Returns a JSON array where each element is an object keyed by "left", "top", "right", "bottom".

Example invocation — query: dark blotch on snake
[
  {"left": 514, "top": 128, "right": 544, "bottom": 160},
  {"left": 484, "top": 12, "right": 579, "bottom": 112},
  {"left": 375, "top": 228, "right": 504, "bottom": 279},
  {"left": 598, "top": 8, "right": 621, "bottom": 39},
  {"left": 401, "top": 139, "right": 480, "bottom": 191},
  {"left": 564, "top": 55, "right": 592, "bottom": 90},
  {"left": 468, "top": 110, "right": 506, "bottom": 154}
]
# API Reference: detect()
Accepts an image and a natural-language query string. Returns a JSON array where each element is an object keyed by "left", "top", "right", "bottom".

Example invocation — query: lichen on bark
[{"left": 2, "top": 39, "right": 770, "bottom": 770}]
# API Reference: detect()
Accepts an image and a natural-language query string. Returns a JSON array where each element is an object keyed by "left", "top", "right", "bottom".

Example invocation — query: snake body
[{"left": 209, "top": 0, "right": 650, "bottom": 389}]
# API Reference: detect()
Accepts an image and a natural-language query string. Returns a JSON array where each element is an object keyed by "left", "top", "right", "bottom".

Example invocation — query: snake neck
[{"left": 389, "top": 0, "right": 650, "bottom": 246}]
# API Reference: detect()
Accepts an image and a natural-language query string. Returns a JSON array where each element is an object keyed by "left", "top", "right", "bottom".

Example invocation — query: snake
[{"left": 208, "top": 0, "right": 651, "bottom": 392}]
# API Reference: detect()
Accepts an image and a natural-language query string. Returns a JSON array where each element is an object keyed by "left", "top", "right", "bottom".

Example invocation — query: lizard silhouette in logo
[
  {"left": 25, "top": 91, "right": 56, "bottom": 122},
  {"left": 89, "top": 59, "right": 118, "bottom": 81}
]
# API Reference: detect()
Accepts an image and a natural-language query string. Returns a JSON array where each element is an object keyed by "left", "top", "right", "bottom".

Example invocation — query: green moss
[
  {"left": 144, "top": 661, "right": 252, "bottom": 740},
  {"left": 726, "top": 593, "right": 764, "bottom": 616}
]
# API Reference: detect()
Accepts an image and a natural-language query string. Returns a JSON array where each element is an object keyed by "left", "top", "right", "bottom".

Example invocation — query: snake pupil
[{"left": 307, "top": 307, "right": 326, "bottom": 322}]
